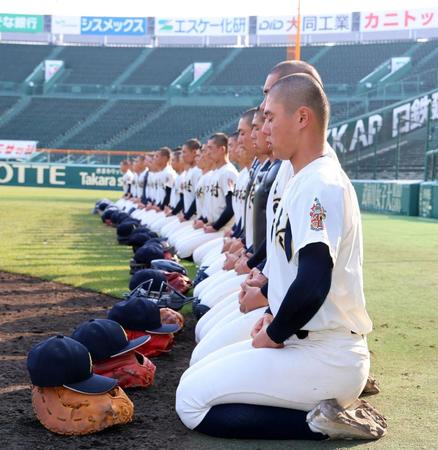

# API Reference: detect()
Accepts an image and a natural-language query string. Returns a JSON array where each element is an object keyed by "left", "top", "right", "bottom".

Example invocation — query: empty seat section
[
  {"left": 0, "top": 97, "right": 104, "bottom": 146},
  {"left": 123, "top": 47, "right": 231, "bottom": 86},
  {"left": 0, "top": 43, "right": 53, "bottom": 82},
  {"left": 59, "top": 46, "right": 142, "bottom": 85},
  {"left": 114, "top": 105, "right": 243, "bottom": 149},
  {"left": 63, "top": 100, "right": 163, "bottom": 149}
]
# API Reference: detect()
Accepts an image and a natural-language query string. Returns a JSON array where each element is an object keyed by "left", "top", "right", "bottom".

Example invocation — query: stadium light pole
[
  {"left": 295, "top": 0, "right": 302, "bottom": 60},
  {"left": 287, "top": 0, "right": 302, "bottom": 60},
  {"left": 395, "top": 121, "right": 401, "bottom": 180},
  {"left": 424, "top": 102, "right": 432, "bottom": 181},
  {"left": 373, "top": 133, "right": 378, "bottom": 180}
]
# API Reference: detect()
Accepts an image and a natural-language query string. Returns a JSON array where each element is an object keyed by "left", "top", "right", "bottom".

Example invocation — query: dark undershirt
[
  {"left": 158, "top": 186, "right": 172, "bottom": 210},
  {"left": 171, "top": 194, "right": 184, "bottom": 215},
  {"left": 212, "top": 191, "right": 234, "bottom": 230},
  {"left": 266, "top": 242, "right": 333, "bottom": 344},
  {"left": 183, "top": 199, "right": 197, "bottom": 220},
  {"left": 247, "top": 238, "right": 267, "bottom": 269}
]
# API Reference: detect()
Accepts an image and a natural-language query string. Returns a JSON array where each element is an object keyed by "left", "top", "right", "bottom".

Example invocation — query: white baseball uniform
[
  {"left": 176, "top": 155, "right": 371, "bottom": 430},
  {"left": 121, "top": 169, "right": 135, "bottom": 196},
  {"left": 164, "top": 169, "right": 213, "bottom": 244},
  {"left": 183, "top": 166, "right": 202, "bottom": 217},
  {"left": 142, "top": 166, "right": 176, "bottom": 226},
  {"left": 149, "top": 170, "right": 185, "bottom": 233},
  {"left": 130, "top": 169, "right": 150, "bottom": 220},
  {"left": 192, "top": 166, "right": 249, "bottom": 266},
  {"left": 175, "top": 163, "right": 237, "bottom": 258},
  {"left": 192, "top": 145, "right": 342, "bottom": 352}
]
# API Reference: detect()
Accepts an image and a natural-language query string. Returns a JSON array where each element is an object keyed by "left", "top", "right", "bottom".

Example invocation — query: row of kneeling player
[{"left": 93, "top": 59, "right": 386, "bottom": 442}]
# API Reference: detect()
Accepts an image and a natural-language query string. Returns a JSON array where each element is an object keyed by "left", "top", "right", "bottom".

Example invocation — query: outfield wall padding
[
  {"left": 352, "top": 180, "right": 421, "bottom": 216},
  {"left": 419, "top": 182, "right": 438, "bottom": 219},
  {"left": 0, "top": 162, "right": 122, "bottom": 190},
  {"left": 1, "top": 163, "right": 435, "bottom": 218}
]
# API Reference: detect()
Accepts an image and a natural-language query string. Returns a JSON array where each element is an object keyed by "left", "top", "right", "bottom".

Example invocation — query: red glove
[
  {"left": 93, "top": 351, "right": 156, "bottom": 389},
  {"left": 125, "top": 330, "right": 175, "bottom": 357}
]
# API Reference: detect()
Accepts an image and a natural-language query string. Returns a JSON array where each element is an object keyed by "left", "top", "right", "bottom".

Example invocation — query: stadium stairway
[
  {"left": 415, "top": 46, "right": 438, "bottom": 72},
  {"left": 48, "top": 99, "right": 117, "bottom": 149},
  {"left": 306, "top": 45, "right": 332, "bottom": 65},
  {"left": 46, "top": 45, "right": 65, "bottom": 61},
  {"left": 0, "top": 96, "right": 31, "bottom": 128},
  {"left": 99, "top": 102, "right": 171, "bottom": 150},
  {"left": 202, "top": 48, "right": 243, "bottom": 86},
  {"left": 111, "top": 49, "right": 154, "bottom": 86}
]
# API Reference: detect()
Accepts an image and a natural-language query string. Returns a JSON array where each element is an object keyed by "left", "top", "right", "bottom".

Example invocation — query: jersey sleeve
[
  {"left": 191, "top": 168, "right": 202, "bottom": 191},
  {"left": 219, "top": 168, "right": 237, "bottom": 196},
  {"left": 164, "top": 169, "right": 175, "bottom": 189},
  {"left": 288, "top": 180, "right": 345, "bottom": 266}
]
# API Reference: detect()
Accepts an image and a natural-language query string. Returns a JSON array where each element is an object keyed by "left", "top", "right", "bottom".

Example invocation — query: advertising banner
[
  {"left": 51, "top": 15, "right": 81, "bottom": 34},
  {"left": 44, "top": 60, "right": 64, "bottom": 82},
  {"left": 0, "top": 140, "right": 38, "bottom": 160},
  {"left": 0, "top": 13, "right": 43, "bottom": 33},
  {"left": 0, "top": 163, "right": 122, "bottom": 190},
  {"left": 257, "top": 14, "right": 353, "bottom": 35},
  {"left": 193, "top": 62, "right": 212, "bottom": 82},
  {"left": 353, "top": 180, "right": 420, "bottom": 216},
  {"left": 328, "top": 90, "right": 438, "bottom": 154},
  {"left": 155, "top": 17, "right": 248, "bottom": 36},
  {"left": 80, "top": 16, "right": 147, "bottom": 35},
  {"left": 360, "top": 8, "right": 438, "bottom": 32},
  {"left": 419, "top": 182, "right": 438, "bottom": 218}
]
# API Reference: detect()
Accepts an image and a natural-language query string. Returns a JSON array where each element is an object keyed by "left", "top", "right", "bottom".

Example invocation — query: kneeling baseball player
[{"left": 176, "top": 73, "right": 386, "bottom": 440}]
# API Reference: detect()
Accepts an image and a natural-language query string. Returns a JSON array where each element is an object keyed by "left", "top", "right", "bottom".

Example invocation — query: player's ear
[{"left": 297, "top": 106, "right": 310, "bottom": 129}]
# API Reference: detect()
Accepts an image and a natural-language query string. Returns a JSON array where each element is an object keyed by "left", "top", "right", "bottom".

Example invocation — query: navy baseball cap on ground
[
  {"left": 129, "top": 269, "right": 167, "bottom": 291},
  {"left": 108, "top": 297, "right": 181, "bottom": 334},
  {"left": 128, "top": 232, "right": 152, "bottom": 249},
  {"left": 134, "top": 244, "right": 164, "bottom": 265},
  {"left": 117, "top": 221, "right": 138, "bottom": 238},
  {"left": 130, "top": 226, "right": 153, "bottom": 236},
  {"left": 101, "top": 206, "right": 118, "bottom": 222},
  {"left": 150, "top": 259, "right": 187, "bottom": 275},
  {"left": 112, "top": 211, "right": 129, "bottom": 224},
  {"left": 71, "top": 319, "right": 150, "bottom": 362},
  {"left": 27, "top": 335, "right": 117, "bottom": 394}
]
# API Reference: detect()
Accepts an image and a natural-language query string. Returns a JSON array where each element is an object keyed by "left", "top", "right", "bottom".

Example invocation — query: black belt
[
  {"left": 295, "top": 330, "right": 363, "bottom": 339},
  {"left": 295, "top": 330, "right": 309, "bottom": 339}
]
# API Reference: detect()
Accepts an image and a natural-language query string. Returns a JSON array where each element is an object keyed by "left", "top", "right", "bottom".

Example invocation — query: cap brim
[
  {"left": 145, "top": 323, "right": 182, "bottom": 334},
  {"left": 110, "top": 335, "right": 151, "bottom": 358},
  {"left": 64, "top": 373, "right": 117, "bottom": 394}
]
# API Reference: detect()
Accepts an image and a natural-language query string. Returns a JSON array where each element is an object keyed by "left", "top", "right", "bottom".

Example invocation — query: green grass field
[{"left": 1, "top": 186, "right": 437, "bottom": 449}]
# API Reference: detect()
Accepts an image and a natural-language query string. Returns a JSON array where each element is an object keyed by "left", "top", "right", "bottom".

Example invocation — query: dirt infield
[{"left": 0, "top": 271, "right": 198, "bottom": 450}]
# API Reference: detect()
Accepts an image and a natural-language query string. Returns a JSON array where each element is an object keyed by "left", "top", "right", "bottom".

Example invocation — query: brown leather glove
[
  {"left": 165, "top": 271, "right": 192, "bottom": 294},
  {"left": 32, "top": 385, "right": 134, "bottom": 435},
  {"left": 160, "top": 307, "right": 185, "bottom": 328},
  {"left": 93, "top": 351, "right": 156, "bottom": 389}
]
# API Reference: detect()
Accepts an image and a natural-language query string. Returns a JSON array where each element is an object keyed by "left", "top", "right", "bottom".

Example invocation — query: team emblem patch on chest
[{"left": 310, "top": 197, "right": 326, "bottom": 231}]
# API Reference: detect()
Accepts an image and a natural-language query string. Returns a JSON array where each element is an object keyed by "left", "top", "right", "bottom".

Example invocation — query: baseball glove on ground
[
  {"left": 160, "top": 307, "right": 185, "bottom": 328},
  {"left": 93, "top": 351, "right": 156, "bottom": 389},
  {"left": 126, "top": 330, "right": 175, "bottom": 357},
  {"left": 306, "top": 398, "right": 387, "bottom": 440},
  {"left": 32, "top": 385, "right": 134, "bottom": 435}
]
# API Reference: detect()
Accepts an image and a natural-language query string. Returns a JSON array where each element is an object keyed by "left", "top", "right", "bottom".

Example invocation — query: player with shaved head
[{"left": 176, "top": 70, "right": 385, "bottom": 441}]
